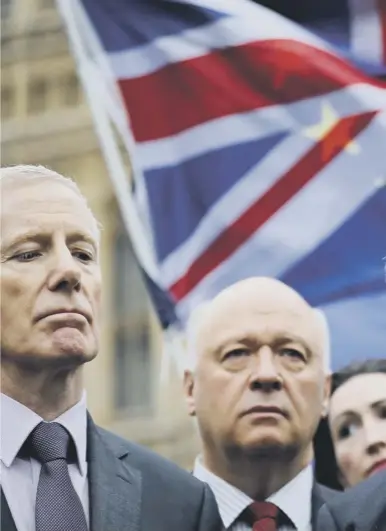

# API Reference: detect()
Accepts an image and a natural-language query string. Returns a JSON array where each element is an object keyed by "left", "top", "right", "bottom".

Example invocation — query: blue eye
[
  {"left": 280, "top": 348, "right": 306, "bottom": 361},
  {"left": 73, "top": 251, "right": 93, "bottom": 262},
  {"left": 223, "top": 348, "right": 249, "bottom": 360},
  {"left": 338, "top": 422, "right": 359, "bottom": 440},
  {"left": 15, "top": 251, "right": 41, "bottom": 262},
  {"left": 377, "top": 405, "right": 386, "bottom": 419}
]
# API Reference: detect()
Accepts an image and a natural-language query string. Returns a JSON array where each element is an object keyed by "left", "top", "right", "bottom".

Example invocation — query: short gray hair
[
  {"left": 185, "top": 301, "right": 331, "bottom": 373},
  {"left": 0, "top": 164, "right": 102, "bottom": 241}
]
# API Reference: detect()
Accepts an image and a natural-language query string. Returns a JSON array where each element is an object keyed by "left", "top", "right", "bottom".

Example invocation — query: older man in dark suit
[
  {"left": 183, "top": 277, "right": 341, "bottom": 530},
  {"left": 0, "top": 165, "right": 221, "bottom": 531}
]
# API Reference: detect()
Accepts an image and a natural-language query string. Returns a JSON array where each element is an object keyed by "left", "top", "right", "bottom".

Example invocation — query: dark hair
[
  {"left": 331, "top": 359, "right": 386, "bottom": 394},
  {"left": 314, "top": 358, "right": 386, "bottom": 490}
]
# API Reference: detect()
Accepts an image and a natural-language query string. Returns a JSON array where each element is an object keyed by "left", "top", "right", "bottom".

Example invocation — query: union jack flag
[
  {"left": 59, "top": 0, "right": 386, "bottom": 368},
  {"left": 255, "top": 0, "right": 386, "bottom": 76}
]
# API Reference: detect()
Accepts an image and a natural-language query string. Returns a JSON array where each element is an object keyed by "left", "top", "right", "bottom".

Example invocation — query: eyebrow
[
  {"left": 66, "top": 232, "right": 98, "bottom": 250},
  {"left": 2, "top": 231, "right": 98, "bottom": 252},
  {"left": 371, "top": 399, "right": 386, "bottom": 409},
  {"left": 273, "top": 334, "right": 311, "bottom": 350},
  {"left": 213, "top": 332, "right": 311, "bottom": 353},
  {"left": 332, "top": 411, "right": 358, "bottom": 426},
  {"left": 332, "top": 399, "right": 386, "bottom": 424}
]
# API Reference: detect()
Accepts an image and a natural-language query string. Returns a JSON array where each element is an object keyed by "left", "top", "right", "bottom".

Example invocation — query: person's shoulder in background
[{"left": 316, "top": 470, "right": 386, "bottom": 531}]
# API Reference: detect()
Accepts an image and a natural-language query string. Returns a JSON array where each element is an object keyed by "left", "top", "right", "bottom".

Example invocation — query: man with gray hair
[
  {"left": 183, "top": 276, "right": 340, "bottom": 530},
  {"left": 0, "top": 165, "right": 222, "bottom": 531}
]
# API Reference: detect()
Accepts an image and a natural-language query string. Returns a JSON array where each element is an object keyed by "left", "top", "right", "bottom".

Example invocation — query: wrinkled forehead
[
  {"left": 197, "top": 293, "right": 320, "bottom": 354},
  {"left": 1, "top": 178, "right": 99, "bottom": 245}
]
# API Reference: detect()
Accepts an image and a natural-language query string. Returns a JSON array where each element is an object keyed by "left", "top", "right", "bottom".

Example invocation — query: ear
[
  {"left": 183, "top": 370, "right": 196, "bottom": 417},
  {"left": 321, "top": 372, "right": 332, "bottom": 418}
]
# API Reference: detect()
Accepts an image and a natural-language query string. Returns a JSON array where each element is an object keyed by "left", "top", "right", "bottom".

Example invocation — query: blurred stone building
[{"left": 1, "top": 0, "right": 198, "bottom": 468}]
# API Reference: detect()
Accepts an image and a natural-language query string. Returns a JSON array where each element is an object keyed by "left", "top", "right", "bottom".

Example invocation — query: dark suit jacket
[
  {"left": 86, "top": 415, "right": 222, "bottom": 531},
  {"left": 1, "top": 415, "right": 222, "bottom": 531},
  {"left": 316, "top": 470, "right": 386, "bottom": 531},
  {"left": 312, "top": 481, "right": 341, "bottom": 525}
]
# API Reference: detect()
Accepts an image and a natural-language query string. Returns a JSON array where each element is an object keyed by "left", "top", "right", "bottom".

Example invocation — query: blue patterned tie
[{"left": 29, "top": 422, "right": 88, "bottom": 531}]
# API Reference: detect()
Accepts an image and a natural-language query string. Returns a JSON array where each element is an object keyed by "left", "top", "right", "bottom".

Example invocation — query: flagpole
[{"left": 56, "top": 0, "right": 160, "bottom": 283}]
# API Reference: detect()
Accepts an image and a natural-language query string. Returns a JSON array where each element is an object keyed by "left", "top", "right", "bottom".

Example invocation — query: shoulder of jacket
[{"left": 95, "top": 425, "right": 206, "bottom": 491}]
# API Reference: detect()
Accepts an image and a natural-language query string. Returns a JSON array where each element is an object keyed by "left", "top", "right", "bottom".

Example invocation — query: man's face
[
  {"left": 184, "top": 281, "right": 329, "bottom": 460},
  {"left": 0, "top": 178, "right": 102, "bottom": 369}
]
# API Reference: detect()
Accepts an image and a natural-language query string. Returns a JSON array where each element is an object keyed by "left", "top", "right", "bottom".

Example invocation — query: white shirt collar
[
  {"left": 269, "top": 464, "right": 313, "bottom": 529},
  {"left": 194, "top": 457, "right": 251, "bottom": 528},
  {"left": 0, "top": 392, "right": 88, "bottom": 477},
  {"left": 193, "top": 456, "right": 313, "bottom": 530}
]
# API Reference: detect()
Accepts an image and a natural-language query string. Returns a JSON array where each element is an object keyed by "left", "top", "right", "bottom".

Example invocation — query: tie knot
[
  {"left": 250, "top": 501, "right": 279, "bottom": 520},
  {"left": 28, "top": 422, "right": 70, "bottom": 463},
  {"left": 247, "top": 501, "right": 279, "bottom": 531}
]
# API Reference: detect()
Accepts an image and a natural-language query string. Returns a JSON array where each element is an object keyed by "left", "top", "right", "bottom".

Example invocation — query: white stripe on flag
[
  {"left": 72, "top": 0, "right": 160, "bottom": 251},
  {"left": 108, "top": 12, "right": 328, "bottom": 80},
  {"left": 349, "top": 0, "right": 384, "bottom": 65},
  {"left": 174, "top": 113, "right": 386, "bottom": 320},
  {"left": 159, "top": 108, "right": 386, "bottom": 289},
  {"left": 173, "top": 0, "right": 281, "bottom": 17},
  {"left": 138, "top": 105, "right": 296, "bottom": 171},
  {"left": 59, "top": 0, "right": 161, "bottom": 282},
  {"left": 159, "top": 131, "right": 317, "bottom": 288},
  {"left": 137, "top": 84, "right": 386, "bottom": 171}
]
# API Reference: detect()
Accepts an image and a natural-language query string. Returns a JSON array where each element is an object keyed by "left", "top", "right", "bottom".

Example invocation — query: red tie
[{"left": 249, "top": 501, "right": 279, "bottom": 531}]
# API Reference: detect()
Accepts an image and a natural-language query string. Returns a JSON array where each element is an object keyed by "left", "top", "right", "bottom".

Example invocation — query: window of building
[
  {"left": 1, "top": 0, "right": 12, "bottom": 20},
  {"left": 113, "top": 227, "right": 153, "bottom": 415},
  {"left": 115, "top": 324, "right": 152, "bottom": 412},
  {"left": 61, "top": 73, "right": 81, "bottom": 107},
  {"left": 1, "top": 85, "right": 14, "bottom": 119},
  {"left": 39, "top": 0, "right": 53, "bottom": 9},
  {"left": 27, "top": 78, "right": 48, "bottom": 114}
]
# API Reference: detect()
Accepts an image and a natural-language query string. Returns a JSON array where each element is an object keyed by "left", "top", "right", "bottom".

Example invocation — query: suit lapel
[
  {"left": 311, "top": 482, "right": 340, "bottom": 528},
  {"left": 1, "top": 489, "right": 18, "bottom": 531},
  {"left": 87, "top": 415, "right": 141, "bottom": 531},
  {"left": 311, "top": 483, "right": 325, "bottom": 527},
  {"left": 314, "top": 473, "right": 386, "bottom": 531},
  {"left": 347, "top": 491, "right": 386, "bottom": 531}
]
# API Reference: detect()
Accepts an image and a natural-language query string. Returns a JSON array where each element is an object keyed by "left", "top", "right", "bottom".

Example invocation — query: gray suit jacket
[
  {"left": 1, "top": 416, "right": 221, "bottom": 531},
  {"left": 312, "top": 482, "right": 341, "bottom": 525},
  {"left": 87, "top": 415, "right": 222, "bottom": 531},
  {"left": 316, "top": 471, "right": 386, "bottom": 531}
]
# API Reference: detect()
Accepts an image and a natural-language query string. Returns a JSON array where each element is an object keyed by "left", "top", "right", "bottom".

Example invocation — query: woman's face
[{"left": 328, "top": 372, "right": 386, "bottom": 488}]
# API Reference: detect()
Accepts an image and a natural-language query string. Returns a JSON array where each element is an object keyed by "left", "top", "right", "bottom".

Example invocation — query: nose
[
  {"left": 364, "top": 419, "right": 386, "bottom": 456},
  {"left": 47, "top": 246, "right": 82, "bottom": 293},
  {"left": 249, "top": 346, "right": 282, "bottom": 392}
]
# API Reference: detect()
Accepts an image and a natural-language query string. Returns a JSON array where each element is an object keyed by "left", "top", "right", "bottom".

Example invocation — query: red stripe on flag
[
  {"left": 377, "top": 0, "right": 386, "bottom": 63},
  {"left": 118, "top": 39, "right": 377, "bottom": 142},
  {"left": 169, "top": 111, "right": 378, "bottom": 301}
]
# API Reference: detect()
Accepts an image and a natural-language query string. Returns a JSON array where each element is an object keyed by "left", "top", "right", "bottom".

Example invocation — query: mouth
[
  {"left": 37, "top": 309, "right": 91, "bottom": 324},
  {"left": 241, "top": 406, "right": 287, "bottom": 419},
  {"left": 366, "top": 459, "right": 386, "bottom": 477}
]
